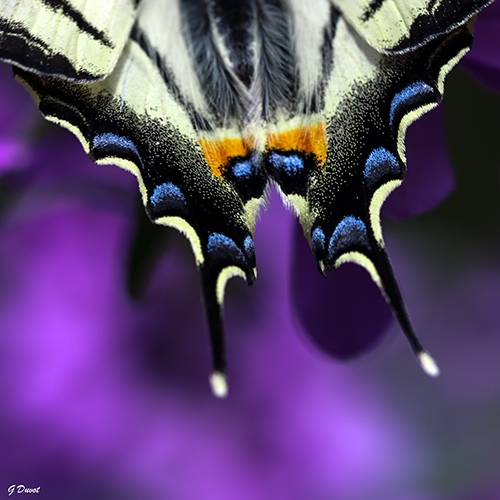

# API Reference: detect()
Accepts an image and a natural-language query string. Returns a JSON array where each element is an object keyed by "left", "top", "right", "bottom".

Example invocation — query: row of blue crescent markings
[
  {"left": 207, "top": 233, "right": 255, "bottom": 262},
  {"left": 327, "top": 216, "right": 369, "bottom": 260},
  {"left": 389, "top": 80, "right": 434, "bottom": 128},
  {"left": 92, "top": 133, "right": 145, "bottom": 169},
  {"left": 268, "top": 152, "right": 304, "bottom": 175},
  {"left": 150, "top": 182, "right": 187, "bottom": 211},
  {"left": 363, "top": 147, "right": 401, "bottom": 190}
]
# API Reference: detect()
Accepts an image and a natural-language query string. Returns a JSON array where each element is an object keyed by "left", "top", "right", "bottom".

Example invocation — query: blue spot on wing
[
  {"left": 93, "top": 133, "right": 143, "bottom": 168},
  {"left": 328, "top": 216, "right": 369, "bottom": 260},
  {"left": 389, "top": 81, "right": 434, "bottom": 128},
  {"left": 208, "top": 233, "right": 245, "bottom": 261},
  {"left": 268, "top": 153, "right": 304, "bottom": 175},
  {"left": 363, "top": 147, "right": 401, "bottom": 189},
  {"left": 243, "top": 235, "right": 255, "bottom": 258},
  {"left": 150, "top": 182, "right": 186, "bottom": 210},
  {"left": 233, "top": 160, "right": 254, "bottom": 179},
  {"left": 311, "top": 227, "right": 326, "bottom": 255}
]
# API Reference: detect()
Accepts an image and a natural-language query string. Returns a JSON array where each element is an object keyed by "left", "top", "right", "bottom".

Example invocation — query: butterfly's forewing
[
  {"left": 0, "top": 0, "right": 139, "bottom": 80},
  {"left": 333, "top": 0, "right": 492, "bottom": 52}
]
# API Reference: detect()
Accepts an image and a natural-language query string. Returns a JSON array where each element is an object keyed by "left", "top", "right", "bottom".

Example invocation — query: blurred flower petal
[
  {"left": 0, "top": 187, "right": 426, "bottom": 499},
  {"left": 383, "top": 106, "right": 454, "bottom": 219},
  {"left": 0, "top": 138, "right": 30, "bottom": 172},
  {"left": 462, "top": 1, "right": 500, "bottom": 91},
  {"left": 290, "top": 221, "right": 393, "bottom": 358}
]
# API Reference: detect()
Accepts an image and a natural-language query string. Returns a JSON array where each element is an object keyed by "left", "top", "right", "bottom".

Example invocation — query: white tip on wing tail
[
  {"left": 418, "top": 351, "right": 440, "bottom": 377},
  {"left": 210, "top": 371, "right": 229, "bottom": 398}
]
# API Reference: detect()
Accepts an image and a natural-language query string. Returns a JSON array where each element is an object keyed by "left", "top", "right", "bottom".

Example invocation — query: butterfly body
[{"left": 0, "top": 0, "right": 494, "bottom": 395}]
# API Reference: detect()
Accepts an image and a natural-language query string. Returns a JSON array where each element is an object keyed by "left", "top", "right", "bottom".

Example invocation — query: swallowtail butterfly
[{"left": 0, "top": 0, "right": 494, "bottom": 396}]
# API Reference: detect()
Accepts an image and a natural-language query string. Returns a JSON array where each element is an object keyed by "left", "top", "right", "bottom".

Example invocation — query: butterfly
[{"left": 0, "top": 0, "right": 494, "bottom": 396}]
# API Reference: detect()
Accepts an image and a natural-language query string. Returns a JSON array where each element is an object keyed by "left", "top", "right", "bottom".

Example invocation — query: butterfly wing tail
[
  {"left": 198, "top": 233, "right": 257, "bottom": 397},
  {"left": 292, "top": 18, "right": 475, "bottom": 370},
  {"left": 373, "top": 249, "right": 440, "bottom": 377}
]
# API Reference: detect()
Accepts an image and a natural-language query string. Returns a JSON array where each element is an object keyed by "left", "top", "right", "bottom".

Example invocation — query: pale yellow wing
[
  {"left": 0, "top": 0, "right": 139, "bottom": 80},
  {"left": 331, "top": 0, "right": 494, "bottom": 52}
]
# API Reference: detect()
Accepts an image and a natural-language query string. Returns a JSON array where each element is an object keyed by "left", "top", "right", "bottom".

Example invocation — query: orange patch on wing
[
  {"left": 266, "top": 122, "right": 327, "bottom": 167},
  {"left": 199, "top": 137, "right": 250, "bottom": 178}
]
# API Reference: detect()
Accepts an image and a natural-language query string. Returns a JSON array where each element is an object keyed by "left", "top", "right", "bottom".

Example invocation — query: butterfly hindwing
[
  {"left": 11, "top": 0, "right": 269, "bottom": 394},
  {"left": 305, "top": 14, "right": 474, "bottom": 258},
  {"left": 266, "top": 3, "right": 485, "bottom": 371}
]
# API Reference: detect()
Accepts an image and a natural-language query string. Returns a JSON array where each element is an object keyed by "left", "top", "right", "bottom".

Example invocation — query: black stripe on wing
[
  {"left": 180, "top": 0, "right": 249, "bottom": 125},
  {"left": 359, "top": 0, "right": 494, "bottom": 52},
  {"left": 207, "top": 0, "right": 256, "bottom": 87},
  {"left": 0, "top": 19, "right": 95, "bottom": 80},
  {"left": 40, "top": 0, "right": 114, "bottom": 48},
  {"left": 130, "top": 23, "right": 213, "bottom": 132},
  {"left": 303, "top": 3, "right": 339, "bottom": 114},
  {"left": 390, "top": 0, "right": 491, "bottom": 52},
  {"left": 361, "top": 0, "right": 385, "bottom": 21},
  {"left": 255, "top": 0, "right": 298, "bottom": 120}
]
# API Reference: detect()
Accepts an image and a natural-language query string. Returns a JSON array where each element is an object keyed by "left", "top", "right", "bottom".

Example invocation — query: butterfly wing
[
  {"left": 275, "top": 3, "right": 492, "bottom": 372},
  {"left": 332, "top": 0, "right": 494, "bottom": 52},
  {"left": 3, "top": 0, "right": 271, "bottom": 396},
  {"left": 0, "top": 0, "right": 139, "bottom": 80}
]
